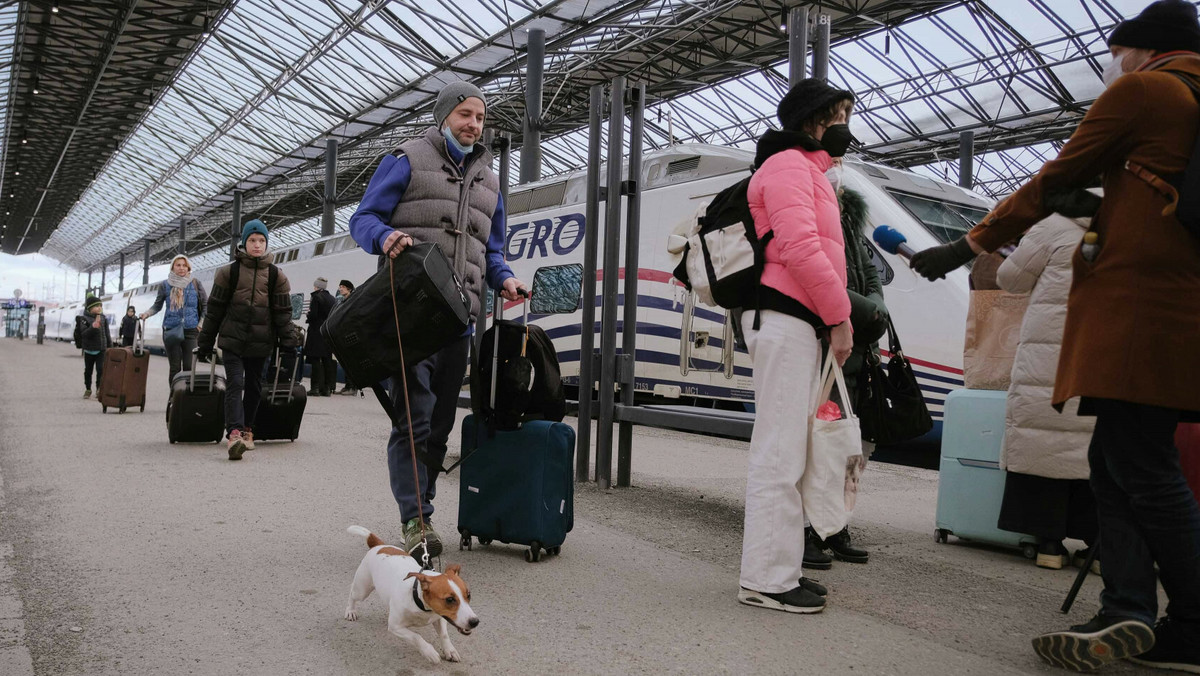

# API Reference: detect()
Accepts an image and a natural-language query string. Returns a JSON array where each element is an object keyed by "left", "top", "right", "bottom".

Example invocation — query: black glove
[
  {"left": 911, "top": 236, "right": 976, "bottom": 281},
  {"left": 195, "top": 343, "right": 213, "bottom": 363}
]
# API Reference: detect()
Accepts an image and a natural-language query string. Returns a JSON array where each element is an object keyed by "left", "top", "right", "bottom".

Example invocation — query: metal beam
[
  {"left": 230, "top": 190, "right": 241, "bottom": 260},
  {"left": 15, "top": 0, "right": 140, "bottom": 254},
  {"left": 142, "top": 239, "right": 150, "bottom": 286},
  {"left": 616, "top": 81, "right": 645, "bottom": 489},
  {"left": 575, "top": 83, "right": 604, "bottom": 483},
  {"left": 812, "top": 12, "right": 831, "bottom": 82},
  {"left": 322, "top": 138, "right": 337, "bottom": 237},
  {"left": 118, "top": 251, "right": 124, "bottom": 291},
  {"left": 788, "top": 6, "right": 809, "bottom": 87},
  {"left": 958, "top": 130, "right": 975, "bottom": 189},
  {"left": 65, "top": 0, "right": 393, "bottom": 264},
  {"left": 519, "top": 27, "right": 545, "bottom": 185},
  {"left": 596, "top": 75, "right": 625, "bottom": 490}
]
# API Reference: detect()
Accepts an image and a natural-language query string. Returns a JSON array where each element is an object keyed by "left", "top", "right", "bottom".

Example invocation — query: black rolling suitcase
[
  {"left": 167, "top": 351, "right": 226, "bottom": 444},
  {"left": 253, "top": 348, "right": 307, "bottom": 442}
]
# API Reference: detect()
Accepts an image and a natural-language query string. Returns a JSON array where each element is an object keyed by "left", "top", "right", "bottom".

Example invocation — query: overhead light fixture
[
  {"left": 51, "top": 3, "right": 58, "bottom": 13},
  {"left": 201, "top": 14, "right": 211, "bottom": 39},
  {"left": 31, "top": 77, "right": 39, "bottom": 95},
  {"left": 20, "top": 135, "right": 27, "bottom": 145},
  {"left": 13, "top": 170, "right": 19, "bottom": 176}
]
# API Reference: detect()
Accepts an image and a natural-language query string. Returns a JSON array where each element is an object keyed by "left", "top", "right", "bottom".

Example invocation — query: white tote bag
[{"left": 802, "top": 352, "right": 864, "bottom": 540}]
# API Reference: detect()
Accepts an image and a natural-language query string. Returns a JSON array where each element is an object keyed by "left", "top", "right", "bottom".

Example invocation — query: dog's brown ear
[
  {"left": 405, "top": 572, "right": 430, "bottom": 585},
  {"left": 445, "top": 564, "right": 462, "bottom": 577}
]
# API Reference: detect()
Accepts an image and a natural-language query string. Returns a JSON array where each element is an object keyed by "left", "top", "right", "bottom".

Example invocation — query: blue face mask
[{"left": 442, "top": 126, "right": 474, "bottom": 156}]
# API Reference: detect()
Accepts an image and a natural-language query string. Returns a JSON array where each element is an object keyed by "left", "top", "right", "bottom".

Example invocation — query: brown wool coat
[{"left": 969, "top": 53, "right": 1200, "bottom": 415}]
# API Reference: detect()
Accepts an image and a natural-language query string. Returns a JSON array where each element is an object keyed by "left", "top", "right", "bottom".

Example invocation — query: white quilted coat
[{"left": 996, "top": 214, "right": 1096, "bottom": 480}]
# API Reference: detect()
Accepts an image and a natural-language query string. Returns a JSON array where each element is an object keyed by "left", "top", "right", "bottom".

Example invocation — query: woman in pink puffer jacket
[{"left": 737, "top": 78, "right": 856, "bottom": 615}]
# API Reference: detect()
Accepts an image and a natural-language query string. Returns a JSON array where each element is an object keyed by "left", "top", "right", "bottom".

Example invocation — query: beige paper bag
[{"left": 963, "top": 290, "right": 1029, "bottom": 391}]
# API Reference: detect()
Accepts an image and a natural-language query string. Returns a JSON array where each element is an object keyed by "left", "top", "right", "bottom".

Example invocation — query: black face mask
[{"left": 820, "top": 123, "right": 855, "bottom": 158}]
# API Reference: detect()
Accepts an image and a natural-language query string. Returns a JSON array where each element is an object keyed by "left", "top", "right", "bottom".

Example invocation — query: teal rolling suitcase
[
  {"left": 457, "top": 414, "right": 574, "bottom": 562},
  {"left": 935, "top": 389, "right": 1037, "bottom": 557}
]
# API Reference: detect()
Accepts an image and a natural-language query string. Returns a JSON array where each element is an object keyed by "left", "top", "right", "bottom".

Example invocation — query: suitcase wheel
[
  {"left": 524, "top": 541, "right": 542, "bottom": 563},
  {"left": 935, "top": 529, "right": 949, "bottom": 544},
  {"left": 459, "top": 531, "right": 472, "bottom": 552},
  {"left": 119, "top": 406, "right": 126, "bottom": 414},
  {"left": 1021, "top": 543, "right": 1038, "bottom": 560},
  {"left": 550, "top": 546, "right": 561, "bottom": 556},
  {"left": 478, "top": 537, "right": 492, "bottom": 546},
  {"left": 101, "top": 405, "right": 107, "bottom": 414}
]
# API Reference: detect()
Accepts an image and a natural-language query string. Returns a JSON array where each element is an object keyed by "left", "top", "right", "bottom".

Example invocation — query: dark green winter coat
[{"left": 835, "top": 187, "right": 889, "bottom": 406}]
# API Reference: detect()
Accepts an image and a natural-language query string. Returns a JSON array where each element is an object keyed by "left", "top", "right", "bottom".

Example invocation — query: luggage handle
[
  {"left": 134, "top": 318, "right": 147, "bottom": 356},
  {"left": 268, "top": 347, "right": 301, "bottom": 404},
  {"left": 190, "top": 347, "right": 216, "bottom": 393},
  {"left": 487, "top": 288, "right": 529, "bottom": 411}
]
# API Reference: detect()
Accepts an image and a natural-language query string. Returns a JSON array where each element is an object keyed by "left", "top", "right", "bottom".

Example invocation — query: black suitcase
[
  {"left": 253, "top": 348, "right": 307, "bottom": 442},
  {"left": 166, "top": 352, "right": 226, "bottom": 444}
]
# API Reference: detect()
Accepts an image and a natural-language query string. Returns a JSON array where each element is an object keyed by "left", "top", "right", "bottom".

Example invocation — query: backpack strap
[
  {"left": 267, "top": 263, "right": 278, "bottom": 312},
  {"left": 228, "top": 260, "right": 241, "bottom": 297}
]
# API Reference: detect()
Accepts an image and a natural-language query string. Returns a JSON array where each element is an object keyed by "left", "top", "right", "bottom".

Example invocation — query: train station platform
[{"left": 0, "top": 338, "right": 1157, "bottom": 675}]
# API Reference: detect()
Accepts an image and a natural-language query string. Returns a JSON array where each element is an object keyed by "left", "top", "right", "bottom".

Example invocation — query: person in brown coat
[
  {"left": 912, "top": 1, "right": 1200, "bottom": 671},
  {"left": 197, "top": 219, "right": 297, "bottom": 461}
]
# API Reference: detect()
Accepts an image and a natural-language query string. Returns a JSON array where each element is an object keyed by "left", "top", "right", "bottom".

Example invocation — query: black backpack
[
  {"left": 671, "top": 175, "right": 772, "bottom": 310},
  {"left": 1169, "top": 73, "right": 1200, "bottom": 237},
  {"left": 471, "top": 319, "right": 565, "bottom": 430}
]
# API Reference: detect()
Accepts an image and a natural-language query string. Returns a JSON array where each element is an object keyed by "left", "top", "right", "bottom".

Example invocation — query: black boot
[
  {"left": 803, "top": 526, "right": 833, "bottom": 570},
  {"left": 824, "top": 527, "right": 869, "bottom": 564}
]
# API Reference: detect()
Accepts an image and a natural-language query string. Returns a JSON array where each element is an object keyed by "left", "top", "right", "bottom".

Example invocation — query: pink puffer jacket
[{"left": 748, "top": 147, "right": 851, "bottom": 326}]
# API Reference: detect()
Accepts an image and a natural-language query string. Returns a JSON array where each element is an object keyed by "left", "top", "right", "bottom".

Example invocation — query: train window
[
  {"left": 315, "top": 242, "right": 326, "bottom": 256},
  {"left": 886, "top": 190, "right": 989, "bottom": 245},
  {"left": 529, "top": 182, "right": 567, "bottom": 211},
  {"left": 508, "top": 190, "right": 533, "bottom": 215},
  {"left": 862, "top": 239, "right": 895, "bottom": 286}
]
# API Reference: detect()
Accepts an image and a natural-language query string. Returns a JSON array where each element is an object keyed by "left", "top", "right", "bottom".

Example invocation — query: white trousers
[{"left": 739, "top": 310, "right": 823, "bottom": 593}]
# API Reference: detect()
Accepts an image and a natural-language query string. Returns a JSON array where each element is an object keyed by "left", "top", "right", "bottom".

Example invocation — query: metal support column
[
  {"left": 323, "top": 139, "right": 337, "bottom": 237},
  {"left": 616, "top": 82, "right": 645, "bottom": 488},
  {"left": 596, "top": 76, "right": 626, "bottom": 490},
  {"left": 812, "top": 13, "right": 831, "bottom": 82},
  {"left": 520, "top": 28, "right": 545, "bottom": 184},
  {"left": 231, "top": 190, "right": 242, "bottom": 260},
  {"left": 118, "top": 252, "right": 125, "bottom": 291},
  {"left": 178, "top": 217, "right": 186, "bottom": 256},
  {"left": 100, "top": 265, "right": 106, "bottom": 295},
  {"left": 142, "top": 240, "right": 150, "bottom": 286},
  {"left": 576, "top": 84, "right": 604, "bottom": 483},
  {"left": 958, "top": 130, "right": 975, "bottom": 189},
  {"left": 87, "top": 269, "right": 92, "bottom": 294},
  {"left": 788, "top": 6, "right": 810, "bottom": 87}
]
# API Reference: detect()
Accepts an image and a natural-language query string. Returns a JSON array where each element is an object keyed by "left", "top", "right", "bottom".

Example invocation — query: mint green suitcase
[{"left": 935, "top": 389, "right": 1037, "bottom": 558}]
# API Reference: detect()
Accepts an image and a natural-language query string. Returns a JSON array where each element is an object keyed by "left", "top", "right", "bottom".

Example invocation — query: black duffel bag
[
  {"left": 471, "top": 315, "right": 566, "bottom": 430},
  {"left": 321, "top": 242, "right": 471, "bottom": 387},
  {"left": 856, "top": 317, "right": 933, "bottom": 446}
]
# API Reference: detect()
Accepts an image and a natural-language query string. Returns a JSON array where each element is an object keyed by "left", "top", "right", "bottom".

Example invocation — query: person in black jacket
[
  {"left": 304, "top": 277, "right": 337, "bottom": 397},
  {"left": 119, "top": 306, "right": 138, "bottom": 347},
  {"left": 75, "top": 295, "right": 111, "bottom": 399}
]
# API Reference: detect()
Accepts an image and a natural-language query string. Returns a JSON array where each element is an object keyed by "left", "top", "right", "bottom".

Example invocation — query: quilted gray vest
[{"left": 389, "top": 126, "right": 499, "bottom": 318}]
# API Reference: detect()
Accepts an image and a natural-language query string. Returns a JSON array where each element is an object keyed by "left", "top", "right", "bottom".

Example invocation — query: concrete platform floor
[{"left": 0, "top": 338, "right": 1159, "bottom": 675}]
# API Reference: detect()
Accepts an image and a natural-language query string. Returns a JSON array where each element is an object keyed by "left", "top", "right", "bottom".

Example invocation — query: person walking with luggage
[
  {"left": 75, "top": 295, "right": 111, "bottom": 399},
  {"left": 141, "top": 254, "right": 208, "bottom": 386},
  {"left": 994, "top": 210, "right": 1099, "bottom": 573},
  {"left": 333, "top": 280, "right": 358, "bottom": 397},
  {"left": 304, "top": 277, "right": 337, "bottom": 397},
  {"left": 911, "top": 1, "right": 1200, "bottom": 669},
  {"left": 119, "top": 306, "right": 138, "bottom": 348},
  {"left": 735, "top": 78, "right": 856, "bottom": 615},
  {"left": 197, "top": 219, "right": 297, "bottom": 461},
  {"left": 348, "top": 80, "right": 527, "bottom": 558},
  {"left": 804, "top": 181, "right": 891, "bottom": 570}
]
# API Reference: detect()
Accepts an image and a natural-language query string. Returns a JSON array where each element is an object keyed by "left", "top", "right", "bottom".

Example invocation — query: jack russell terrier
[{"left": 344, "top": 525, "right": 479, "bottom": 664}]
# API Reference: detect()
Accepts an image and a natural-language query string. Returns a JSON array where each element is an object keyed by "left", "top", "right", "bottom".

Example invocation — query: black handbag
[
  {"left": 856, "top": 317, "right": 933, "bottom": 445},
  {"left": 321, "top": 242, "right": 471, "bottom": 387}
]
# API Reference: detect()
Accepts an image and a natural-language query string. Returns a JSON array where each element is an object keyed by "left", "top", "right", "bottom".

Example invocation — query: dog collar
[{"left": 412, "top": 570, "right": 433, "bottom": 612}]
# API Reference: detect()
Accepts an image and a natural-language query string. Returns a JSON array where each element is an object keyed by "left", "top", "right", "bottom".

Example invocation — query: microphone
[{"left": 873, "top": 225, "right": 916, "bottom": 260}]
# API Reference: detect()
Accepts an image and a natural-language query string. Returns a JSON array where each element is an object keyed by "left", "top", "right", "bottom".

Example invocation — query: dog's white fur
[{"left": 344, "top": 525, "right": 479, "bottom": 664}]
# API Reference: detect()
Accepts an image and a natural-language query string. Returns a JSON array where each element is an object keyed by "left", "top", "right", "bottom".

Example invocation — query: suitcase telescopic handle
[
  {"left": 135, "top": 318, "right": 146, "bottom": 356},
  {"left": 270, "top": 348, "right": 283, "bottom": 405}
]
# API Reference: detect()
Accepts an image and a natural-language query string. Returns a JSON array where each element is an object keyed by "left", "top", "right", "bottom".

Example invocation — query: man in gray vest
[{"left": 349, "top": 81, "right": 527, "bottom": 557}]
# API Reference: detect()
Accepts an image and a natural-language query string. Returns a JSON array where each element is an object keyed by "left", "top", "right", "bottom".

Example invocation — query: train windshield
[{"left": 887, "top": 190, "right": 990, "bottom": 245}]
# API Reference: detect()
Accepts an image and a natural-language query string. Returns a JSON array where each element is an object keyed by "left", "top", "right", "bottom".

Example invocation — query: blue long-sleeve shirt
[{"left": 348, "top": 142, "right": 514, "bottom": 291}]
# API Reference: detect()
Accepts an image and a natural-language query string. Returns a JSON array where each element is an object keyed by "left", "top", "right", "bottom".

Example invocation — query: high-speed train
[{"left": 44, "top": 143, "right": 989, "bottom": 430}]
